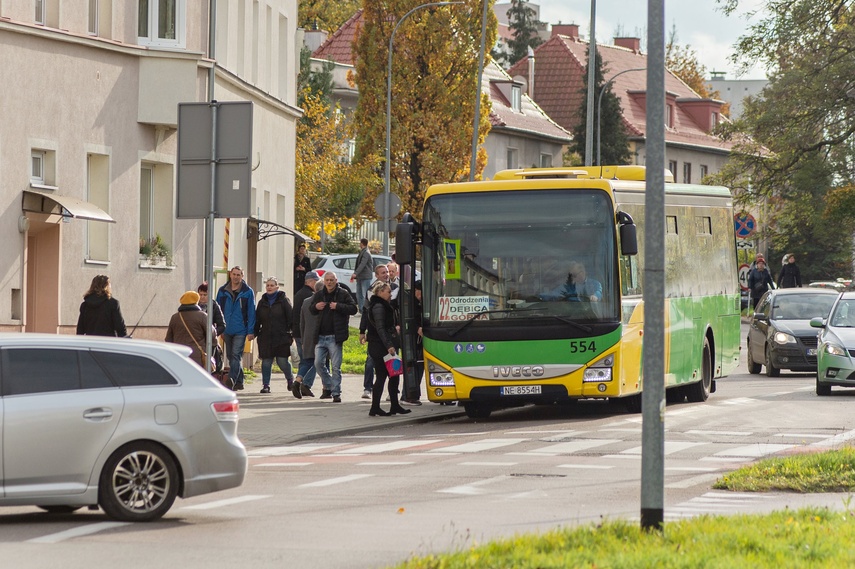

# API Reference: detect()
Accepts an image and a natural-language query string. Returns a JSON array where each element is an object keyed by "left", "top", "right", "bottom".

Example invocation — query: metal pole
[
  {"left": 584, "top": 0, "right": 596, "bottom": 166},
  {"left": 641, "top": 0, "right": 666, "bottom": 531},
  {"left": 469, "top": 0, "right": 489, "bottom": 181},
  {"left": 597, "top": 67, "right": 645, "bottom": 167},
  {"left": 205, "top": 0, "right": 218, "bottom": 371},
  {"left": 384, "top": 2, "right": 463, "bottom": 255}
]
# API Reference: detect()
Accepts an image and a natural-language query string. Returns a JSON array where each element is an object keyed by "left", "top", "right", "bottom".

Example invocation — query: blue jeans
[
  {"left": 295, "top": 337, "right": 316, "bottom": 387},
  {"left": 315, "top": 335, "right": 343, "bottom": 397},
  {"left": 363, "top": 354, "right": 374, "bottom": 391},
  {"left": 224, "top": 333, "right": 246, "bottom": 385},
  {"left": 356, "top": 278, "right": 372, "bottom": 312},
  {"left": 261, "top": 356, "right": 292, "bottom": 386}
]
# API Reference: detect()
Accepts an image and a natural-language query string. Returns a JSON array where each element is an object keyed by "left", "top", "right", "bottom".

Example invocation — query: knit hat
[
  {"left": 180, "top": 290, "right": 200, "bottom": 305},
  {"left": 304, "top": 271, "right": 320, "bottom": 281}
]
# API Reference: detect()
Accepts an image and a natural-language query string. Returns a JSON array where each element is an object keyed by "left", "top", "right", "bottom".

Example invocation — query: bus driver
[{"left": 540, "top": 261, "right": 602, "bottom": 302}]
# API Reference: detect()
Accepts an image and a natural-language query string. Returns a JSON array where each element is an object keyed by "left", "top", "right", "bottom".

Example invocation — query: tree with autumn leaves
[
  {"left": 295, "top": 48, "right": 379, "bottom": 242},
  {"left": 353, "top": 0, "right": 498, "bottom": 219}
]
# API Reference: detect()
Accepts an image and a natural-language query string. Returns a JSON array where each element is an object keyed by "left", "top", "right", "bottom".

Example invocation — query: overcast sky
[{"left": 534, "top": 0, "right": 768, "bottom": 80}]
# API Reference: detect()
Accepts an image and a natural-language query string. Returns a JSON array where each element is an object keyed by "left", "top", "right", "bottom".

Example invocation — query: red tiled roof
[
  {"left": 484, "top": 60, "right": 571, "bottom": 142},
  {"left": 313, "top": 11, "right": 570, "bottom": 143},
  {"left": 507, "top": 35, "right": 733, "bottom": 151},
  {"left": 312, "top": 10, "right": 363, "bottom": 65}
]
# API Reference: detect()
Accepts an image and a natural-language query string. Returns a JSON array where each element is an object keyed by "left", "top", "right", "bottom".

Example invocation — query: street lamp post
[
  {"left": 384, "top": 1, "right": 463, "bottom": 255},
  {"left": 597, "top": 67, "right": 645, "bottom": 168}
]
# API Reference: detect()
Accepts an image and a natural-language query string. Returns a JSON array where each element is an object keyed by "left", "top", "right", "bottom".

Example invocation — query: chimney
[
  {"left": 552, "top": 24, "right": 579, "bottom": 39},
  {"left": 614, "top": 37, "right": 641, "bottom": 53},
  {"left": 527, "top": 46, "right": 535, "bottom": 97}
]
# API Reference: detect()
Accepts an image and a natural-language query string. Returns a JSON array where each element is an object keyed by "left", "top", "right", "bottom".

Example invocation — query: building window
[
  {"left": 507, "top": 148, "right": 518, "bottom": 169},
  {"left": 711, "top": 112, "right": 719, "bottom": 129},
  {"left": 696, "top": 216, "right": 712, "bottom": 235},
  {"left": 138, "top": 0, "right": 185, "bottom": 48},
  {"left": 139, "top": 163, "right": 174, "bottom": 259},
  {"left": 88, "top": 0, "right": 99, "bottom": 35},
  {"left": 665, "top": 104, "right": 674, "bottom": 127},
  {"left": 539, "top": 153, "right": 552, "bottom": 168},
  {"left": 683, "top": 162, "right": 692, "bottom": 184},
  {"left": 700, "top": 164, "right": 708, "bottom": 181},
  {"left": 668, "top": 160, "right": 677, "bottom": 178},
  {"left": 666, "top": 215, "right": 678, "bottom": 234},
  {"left": 511, "top": 85, "right": 522, "bottom": 112},
  {"left": 31, "top": 151, "right": 45, "bottom": 183},
  {"left": 35, "top": 0, "right": 45, "bottom": 25},
  {"left": 87, "top": 154, "right": 110, "bottom": 262}
]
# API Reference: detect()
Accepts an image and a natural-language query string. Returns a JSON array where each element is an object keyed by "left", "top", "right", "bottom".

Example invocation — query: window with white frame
[
  {"left": 88, "top": 0, "right": 99, "bottom": 35},
  {"left": 683, "top": 162, "right": 692, "bottom": 184},
  {"left": 31, "top": 151, "right": 45, "bottom": 183},
  {"left": 507, "top": 148, "right": 518, "bottom": 169},
  {"left": 139, "top": 163, "right": 174, "bottom": 261},
  {"left": 668, "top": 160, "right": 677, "bottom": 177},
  {"left": 35, "top": 0, "right": 45, "bottom": 25},
  {"left": 700, "top": 164, "right": 708, "bottom": 181},
  {"left": 511, "top": 85, "right": 522, "bottom": 112},
  {"left": 539, "top": 153, "right": 553, "bottom": 168},
  {"left": 665, "top": 104, "right": 674, "bottom": 128},
  {"left": 87, "top": 154, "right": 110, "bottom": 262},
  {"left": 138, "top": 0, "right": 185, "bottom": 48}
]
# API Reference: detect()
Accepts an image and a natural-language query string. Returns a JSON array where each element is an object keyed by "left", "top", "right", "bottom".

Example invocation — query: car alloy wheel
[{"left": 99, "top": 442, "right": 178, "bottom": 522}]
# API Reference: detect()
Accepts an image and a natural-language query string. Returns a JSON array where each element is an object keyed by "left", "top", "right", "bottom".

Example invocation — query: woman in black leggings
[{"left": 366, "top": 282, "right": 410, "bottom": 417}]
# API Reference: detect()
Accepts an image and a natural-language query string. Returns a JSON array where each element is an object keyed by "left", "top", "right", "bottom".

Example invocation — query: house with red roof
[
  {"left": 508, "top": 24, "right": 733, "bottom": 183},
  {"left": 306, "top": 10, "right": 571, "bottom": 180}
]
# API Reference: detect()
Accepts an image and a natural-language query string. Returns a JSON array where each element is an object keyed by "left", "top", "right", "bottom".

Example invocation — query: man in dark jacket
[
  {"left": 309, "top": 272, "right": 357, "bottom": 402},
  {"left": 216, "top": 266, "right": 256, "bottom": 391},
  {"left": 351, "top": 238, "right": 374, "bottom": 314},
  {"left": 291, "top": 270, "right": 320, "bottom": 397}
]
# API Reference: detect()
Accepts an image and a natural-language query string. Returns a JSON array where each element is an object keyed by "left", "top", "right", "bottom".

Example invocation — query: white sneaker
[{"left": 362, "top": 389, "right": 371, "bottom": 399}]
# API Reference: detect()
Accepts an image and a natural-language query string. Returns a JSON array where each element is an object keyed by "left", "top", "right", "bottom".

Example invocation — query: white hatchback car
[
  {"left": 311, "top": 253, "right": 394, "bottom": 299},
  {"left": 0, "top": 334, "right": 247, "bottom": 522}
]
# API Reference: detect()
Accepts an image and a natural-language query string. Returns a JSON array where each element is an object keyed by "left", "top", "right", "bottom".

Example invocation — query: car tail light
[
  {"left": 314, "top": 269, "right": 326, "bottom": 276},
  {"left": 212, "top": 400, "right": 239, "bottom": 421}
]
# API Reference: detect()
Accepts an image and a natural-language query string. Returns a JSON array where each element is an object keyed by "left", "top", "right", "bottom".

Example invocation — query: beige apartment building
[{"left": 0, "top": 1, "right": 302, "bottom": 338}]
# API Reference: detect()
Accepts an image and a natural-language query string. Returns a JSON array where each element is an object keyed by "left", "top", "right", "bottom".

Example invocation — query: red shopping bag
[{"left": 384, "top": 354, "right": 403, "bottom": 377}]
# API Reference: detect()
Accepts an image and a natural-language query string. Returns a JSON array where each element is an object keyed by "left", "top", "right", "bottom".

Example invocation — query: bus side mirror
[
  {"left": 619, "top": 223, "right": 638, "bottom": 256},
  {"left": 396, "top": 221, "right": 415, "bottom": 265}
]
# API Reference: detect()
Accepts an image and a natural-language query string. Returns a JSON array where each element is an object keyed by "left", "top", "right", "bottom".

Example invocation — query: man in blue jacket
[{"left": 217, "top": 266, "right": 256, "bottom": 390}]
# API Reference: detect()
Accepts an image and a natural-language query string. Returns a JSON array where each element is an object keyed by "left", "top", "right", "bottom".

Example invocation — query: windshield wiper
[
  {"left": 541, "top": 314, "right": 593, "bottom": 333},
  {"left": 448, "top": 308, "right": 534, "bottom": 337}
]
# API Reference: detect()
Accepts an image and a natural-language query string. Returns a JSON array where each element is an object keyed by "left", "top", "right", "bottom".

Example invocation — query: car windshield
[
  {"left": 829, "top": 299, "right": 855, "bottom": 327},
  {"left": 772, "top": 294, "right": 837, "bottom": 320}
]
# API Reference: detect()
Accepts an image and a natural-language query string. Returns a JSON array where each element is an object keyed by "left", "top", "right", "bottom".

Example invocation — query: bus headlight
[
  {"left": 583, "top": 353, "right": 615, "bottom": 382},
  {"left": 428, "top": 361, "right": 455, "bottom": 387}
]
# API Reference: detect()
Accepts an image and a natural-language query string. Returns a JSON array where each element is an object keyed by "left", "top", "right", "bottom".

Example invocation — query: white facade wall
[{"left": 0, "top": 1, "right": 300, "bottom": 336}]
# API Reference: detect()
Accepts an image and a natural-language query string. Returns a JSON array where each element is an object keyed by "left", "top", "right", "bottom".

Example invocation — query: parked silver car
[{"left": 0, "top": 334, "right": 247, "bottom": 522}]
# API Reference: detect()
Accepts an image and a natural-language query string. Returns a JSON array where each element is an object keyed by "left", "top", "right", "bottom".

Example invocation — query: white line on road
[
  {"left": 181, "top": 495, "right": 271, "bottom": 510},
  {"left": 771, "top": 433, "right": 829, "bottom": 438},
  {"left": 255, "top": 462, "right": 312, "bottom": 467},
  {"left": 27, "top": 522, "right": 130, "bottom": 544},
  {"left": 438, "top": 475, "right": 509, "bottom": 495},
  {"left": 665, "top": 473, "right": 722, "bottom": 489},
  {"left": 683, "top": 430, "right": 752, "bottom": 436},
  {"left": 335, "top": 440, "right": 440, "bottom": 454},
  {"left": 813, "top": 428, "right": 855, "bottom": 448},
  {"left": 247, "top": 443, "right": 349, "bottom": 456},
  {"left": 299, "top": 474, "right": 373, "bottom": 488},
  {"left": 510, "top": 439, "right": 621, "bottom": 456},
  {"left": 556, "top": 464, "right": 613, "bottom": 469},
  {"left": 459, "top": 461, "right": 519, "bottom": 466},
  {"left": 713, "top": 443, "right": 795, "bottom": 458},
  {"left": 357, "top": 461, "right": 415, "bottom": 466},
  {"left": 429, "top": 438, "right": 528, "bottom": 454}
]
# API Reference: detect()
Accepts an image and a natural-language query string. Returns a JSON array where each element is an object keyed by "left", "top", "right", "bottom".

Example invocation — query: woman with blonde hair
[
  {"left": 366, "top": 281, "right": 410, "bottom": 417},
  {"left": 76, "top": 274, "right": 128, "bottom": 337}
]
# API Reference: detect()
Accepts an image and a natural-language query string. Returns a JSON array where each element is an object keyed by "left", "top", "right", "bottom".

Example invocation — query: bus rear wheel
[
  {"left": 463, "top": 402, "right": 492, "bottom": 419},
  {"left": 686, "top": 338, "right": 712, "bottom": 402}
]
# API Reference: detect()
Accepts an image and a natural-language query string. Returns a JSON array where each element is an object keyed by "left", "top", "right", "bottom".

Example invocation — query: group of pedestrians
[
  {"left": 74, "top": 242, "right": 425, "bottom": 411},
  {"left": 747, "top": 252, "right": 803, "bottom": 309}
]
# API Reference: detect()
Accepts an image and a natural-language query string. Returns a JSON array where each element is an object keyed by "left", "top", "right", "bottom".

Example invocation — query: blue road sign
[{"left": 734, "top": 213, "right": 757, "bottom": 239}]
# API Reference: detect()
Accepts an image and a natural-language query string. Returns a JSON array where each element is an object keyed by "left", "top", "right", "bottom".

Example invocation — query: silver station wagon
[{"left": 0, "top": 334, "right": 247, "bottom": 521}]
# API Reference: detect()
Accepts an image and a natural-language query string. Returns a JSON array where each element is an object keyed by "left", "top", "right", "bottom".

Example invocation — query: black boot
[
  {"left": 370, "top": 374, "right": 388, "bottom": 416},
  {"left": 388, "top": 377, "right": 411, "bottom": 415}
]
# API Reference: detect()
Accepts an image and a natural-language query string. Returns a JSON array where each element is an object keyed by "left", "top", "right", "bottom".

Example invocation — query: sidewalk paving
[{"left": 235, "top": 372, "right": 465, "bottom": 448}]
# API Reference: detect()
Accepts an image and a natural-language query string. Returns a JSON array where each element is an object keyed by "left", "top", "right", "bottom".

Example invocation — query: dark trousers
[{"left": 369, "top": 348, "right": 401, "bottom": 410}]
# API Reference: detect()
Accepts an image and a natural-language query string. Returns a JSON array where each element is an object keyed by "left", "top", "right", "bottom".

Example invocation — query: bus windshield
[{"left": 421, "top": 189, "right": 619, "bottom": 331}]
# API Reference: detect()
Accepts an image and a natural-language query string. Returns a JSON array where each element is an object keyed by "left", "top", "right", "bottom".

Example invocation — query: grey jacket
[
  {"left": 299, "top": 296, "right": 321, "bottom": 359},
  {"left": 354, "top": 248, "right": 374, "bottom": 280}
]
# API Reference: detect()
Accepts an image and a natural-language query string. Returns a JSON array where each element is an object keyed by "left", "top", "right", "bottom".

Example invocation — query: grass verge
[
  {"left": 392, "top": 507, "right": 855, "bottom": 568},
  {"left": 714, "top": 446, "right": 855, "bottom": 492}
]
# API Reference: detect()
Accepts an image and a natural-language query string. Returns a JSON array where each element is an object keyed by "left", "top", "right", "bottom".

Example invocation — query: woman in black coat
[
  {"left": 778, "top": 254, "right": 802, "bottom": 289},
  {"left": 76, "top": 275, "right": 128, "bottom": 337},
  {"left": 254, "top": 277, "right": 294, "bottom": 394},
  {"left": 366, "top": 282, "right": 410, "bottom": 417}
]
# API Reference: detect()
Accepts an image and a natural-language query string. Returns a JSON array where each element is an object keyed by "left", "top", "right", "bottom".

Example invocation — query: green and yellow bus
[{"left": 395, "top": 166, "right": 741, "bottom": 419}]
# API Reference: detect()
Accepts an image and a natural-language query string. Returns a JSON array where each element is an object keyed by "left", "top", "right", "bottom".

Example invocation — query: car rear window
[
  {"left": 91, "top": 351, "right": 179, "bottom": 387},
  {"left": 311, "top": 256, "right": 326, "bottom": 269},
  {"left": 1, "top": 348, "right": 115, "bottom": 396}
]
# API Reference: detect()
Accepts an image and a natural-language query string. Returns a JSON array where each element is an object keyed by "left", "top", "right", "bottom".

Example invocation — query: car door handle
[{"left": 83, "top": 408, "right": 113, "bottom": 420}]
